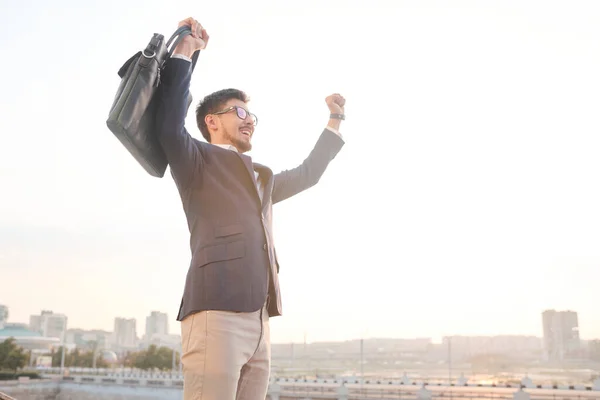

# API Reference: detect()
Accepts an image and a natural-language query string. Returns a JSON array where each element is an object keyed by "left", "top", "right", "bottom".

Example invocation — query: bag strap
[
  {"left": 164, "top": 26, "right": 200, "bottom": 70},
  {"left": 166, "top": 25, "right": 190, "bottom": 49}
]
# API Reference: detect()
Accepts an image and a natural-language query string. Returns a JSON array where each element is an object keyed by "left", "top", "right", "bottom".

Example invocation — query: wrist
[
  {"left": 327, "top": 118, "right": 342, "bottom": 131},
  {"left": 173, "top": 42, "right": 196, "bottom": 59}
]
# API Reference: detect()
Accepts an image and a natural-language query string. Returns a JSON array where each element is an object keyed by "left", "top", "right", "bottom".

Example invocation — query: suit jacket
[{"left": 156, "top": 58, "right": 344, "bottom": 320}]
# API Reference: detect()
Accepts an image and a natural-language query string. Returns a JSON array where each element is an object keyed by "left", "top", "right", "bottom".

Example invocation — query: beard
[{"left": 225, "top": 128, "right": 252, "bottom": 153}]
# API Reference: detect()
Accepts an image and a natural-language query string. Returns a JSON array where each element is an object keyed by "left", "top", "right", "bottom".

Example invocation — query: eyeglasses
[{"left": 212, "top": 106, "right": 258, "bottom": 126}]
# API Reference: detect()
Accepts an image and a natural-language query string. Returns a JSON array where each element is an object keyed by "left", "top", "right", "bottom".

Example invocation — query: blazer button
[{"left": 263, "top": 244, "right": 268, "bottom": 251}]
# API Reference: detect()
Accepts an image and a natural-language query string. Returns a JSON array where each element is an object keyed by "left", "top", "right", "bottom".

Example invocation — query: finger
[
  {"left": 196, "top": 29, "right": 208, "bottom": 49},
  {"left": 180, "top": 17, "right": 195, "bottom": 27},
  {"left": 193, "top": 20, "right": 200, "bottom": 38}
]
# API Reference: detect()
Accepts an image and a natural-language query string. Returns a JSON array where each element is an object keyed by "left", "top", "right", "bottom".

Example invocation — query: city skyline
[
  {"left": 2, "top": 303, "right": 595, "bottom": 345},
  {"left": 2, "top": 1, "right": 600, "bottom": 344}
]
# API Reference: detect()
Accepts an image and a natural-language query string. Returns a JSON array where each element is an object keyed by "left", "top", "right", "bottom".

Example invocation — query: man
[{"left": 156, "top": 17, "right": 345, "bottom": 400}]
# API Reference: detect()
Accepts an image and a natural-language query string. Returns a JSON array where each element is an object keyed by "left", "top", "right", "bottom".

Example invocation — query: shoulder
[{"left": 192, "top": 138, "right": 210, "bottom": 156}]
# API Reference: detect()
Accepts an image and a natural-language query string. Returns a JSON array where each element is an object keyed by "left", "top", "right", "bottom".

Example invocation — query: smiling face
[
  {"left": 207, "top": 99, "right": 256, "bottom": 153},
  {"left": 195, "top": 89, "right": 257, "bottom": 154}
]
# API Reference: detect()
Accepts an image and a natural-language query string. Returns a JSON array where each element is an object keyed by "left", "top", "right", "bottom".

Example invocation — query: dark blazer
[{"left": 156, "top": 58, "right": 344, "bottom": 320}]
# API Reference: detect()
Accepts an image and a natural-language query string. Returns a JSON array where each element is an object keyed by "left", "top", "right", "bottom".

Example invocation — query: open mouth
[{"left": 240, "top": 128, "right": 253, "bottom": 137}]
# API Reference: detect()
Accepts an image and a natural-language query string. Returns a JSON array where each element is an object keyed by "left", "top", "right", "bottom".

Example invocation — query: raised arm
[
  {"left": 155, "top": 18, "right": 209, "bottom": 188},
  {"left": 272, "top": 94, "right": 346, "bottom": 204}
]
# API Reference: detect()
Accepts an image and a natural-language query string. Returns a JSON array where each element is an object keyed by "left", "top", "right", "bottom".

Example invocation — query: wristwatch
[{"left": 330, "top": 113, "right": 345, "bottom": 120}]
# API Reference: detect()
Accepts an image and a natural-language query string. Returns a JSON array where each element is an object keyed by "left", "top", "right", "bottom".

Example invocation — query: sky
[{"left": 1, "top": 0, "right": 600, "bottom": 344}]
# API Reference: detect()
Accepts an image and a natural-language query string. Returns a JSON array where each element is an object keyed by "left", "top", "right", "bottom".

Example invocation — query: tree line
[
  {"left": 49, "top": 346, "right": 109, "bottom": 368},
  {"left": 0, "top": 338, "right": 27, "bottom": 371},
  {"left": 50, "top": 344, "right": 180, "bottom": 371},
  {"left": 122, "top": 345, "right": 180, "bottom": 371},
  {"left": 1, "top": 338, "right": 180, "bottom": 372}
]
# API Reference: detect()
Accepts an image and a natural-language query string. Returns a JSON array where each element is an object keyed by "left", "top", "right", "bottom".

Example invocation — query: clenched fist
[
  {"left": 326, "top": 93, "right": 346, "bottom": 115},
  {"left": 173, "top": 17, "right": 210, "bottom": 58}
]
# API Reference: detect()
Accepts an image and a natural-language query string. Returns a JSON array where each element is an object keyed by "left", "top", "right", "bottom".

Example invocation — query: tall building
[
  {"left": 143, "top": 311, "right": 179, "bottom": 350},
  {"left": 114, "top": 318, "right": 137, "bottom": 349},
  {"left": 29, "top": 310, "right": 68, "bottom": 340},
  {"left": 542, "top": 309, "right": 580, "bottom": 360},
  {"left": 29, "top": 315, "right": 41, "bottom": 333},
  {"left": 0, "top": 305, "right": 8, "bottom": 330},
  {"left": 145, "top": 311, "right": 169, "bottom": 339}
]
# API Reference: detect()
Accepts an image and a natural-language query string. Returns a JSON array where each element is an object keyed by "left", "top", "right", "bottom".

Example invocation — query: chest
[{"left": 190, "top": 149, "right": 273, "bottom": 208}]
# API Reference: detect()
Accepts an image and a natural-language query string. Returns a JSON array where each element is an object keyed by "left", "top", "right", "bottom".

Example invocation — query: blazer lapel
[
  {"left": 234, "top": 153, "right": 262, "bottom": 203},
  {"left": 253, "top": 162, "right": 274, "bottom": 211},
  {"left": 235, "top": 153, "right": 255, "bottom": 182},
  {"left": 233, "top": 153, "right": 273, "bottom": 210}
]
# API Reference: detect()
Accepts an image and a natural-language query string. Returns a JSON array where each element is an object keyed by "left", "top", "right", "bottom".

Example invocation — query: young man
[{"left": 156, "top": 17, "right": 345, "bottom": 400}]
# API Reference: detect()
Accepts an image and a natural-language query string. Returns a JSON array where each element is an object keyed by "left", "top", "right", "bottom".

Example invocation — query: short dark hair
[{"left": 195, "top": 88, "right": 249, "bottom": 142}]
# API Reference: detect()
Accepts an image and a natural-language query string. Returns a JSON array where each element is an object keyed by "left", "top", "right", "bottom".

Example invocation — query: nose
[{"left": 244, "top": 112, "right": 256, "bottom": 126}]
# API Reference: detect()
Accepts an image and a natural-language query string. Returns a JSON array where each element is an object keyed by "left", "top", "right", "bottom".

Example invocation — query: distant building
[
  {"left": 114, "top": 318, "right": 137, "bottom": 349},
  {"left": 29, "top": 315, "right": 41, "bottom": 333},
  {"left": 41, "top": 312, "right": 68, "bottom": 340},
  {"left": 66, "top": 329, "right": 112, "bottom": 350},
  {"left": 0, "top": 323, "right": 60, "bottom": 351},
  {"left": 0, "top": 306, "right": 60, "bottom": 360},
  {"left": 441, "top": 335, "right": 542, "bottom": 361},
  {"left": 542, "top": 309, "right": 580, "bottom": 360},
  {"left": 0, "top": 305, "right": 8, "bottom": 330},
  {"left": 29, "top": 310, "right": 68, "bottom": 340},
  {"left": 145, "top": 311, "right": 169, "bottom": 340},
  {"left": 145, "top": 333, "right": 182, "bottom": 352},
  {"left": 589, "top": 339, "right": 600, "bottom": 362}
]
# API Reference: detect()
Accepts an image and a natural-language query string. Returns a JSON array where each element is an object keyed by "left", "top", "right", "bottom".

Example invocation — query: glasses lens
[
  {"left": 234, "top": 107, "right": 258, "bottom": 125},
  {"left": 236, "top": 107, "right": 247, "bottom": 120}
]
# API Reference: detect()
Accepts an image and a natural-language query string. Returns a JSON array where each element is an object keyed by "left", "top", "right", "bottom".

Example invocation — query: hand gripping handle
[{"left": 165, "top": 25, "right": 201, "bottom": 70}]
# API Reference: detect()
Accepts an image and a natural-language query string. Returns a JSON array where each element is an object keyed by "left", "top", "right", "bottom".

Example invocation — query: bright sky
[{"left": 1, "top": 0, "right": 600, "bottom": 344}]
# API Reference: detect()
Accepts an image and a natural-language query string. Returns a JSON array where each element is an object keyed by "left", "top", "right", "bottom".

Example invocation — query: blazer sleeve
[
  {"left": 155, "top": 58, "right": 202, "bottom": 189},
  {"left": 272, "top": 129, "right": 344, "bottom": 204}
]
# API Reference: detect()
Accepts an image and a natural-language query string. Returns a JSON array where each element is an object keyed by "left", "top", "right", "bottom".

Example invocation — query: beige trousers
[{"left": 180, "top": 303, "right": 271, "bottom": 400}]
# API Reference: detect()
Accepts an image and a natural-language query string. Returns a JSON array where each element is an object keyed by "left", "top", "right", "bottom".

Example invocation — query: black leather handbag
[{"left": 106, "top": 26, "right": 200, "bottom": 177}]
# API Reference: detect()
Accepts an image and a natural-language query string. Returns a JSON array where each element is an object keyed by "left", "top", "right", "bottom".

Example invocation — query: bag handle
[{"left": 164, "top": 26, "right": 200, "bottom": 70}]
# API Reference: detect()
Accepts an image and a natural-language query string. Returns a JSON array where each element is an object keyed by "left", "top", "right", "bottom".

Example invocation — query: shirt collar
[{"left": 213, "top": 143, "right": 238, "bottom": 152}]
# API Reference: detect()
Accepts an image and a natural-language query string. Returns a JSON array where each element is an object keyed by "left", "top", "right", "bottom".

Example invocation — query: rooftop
[{"left": 0, "top": 323, "right": 42, "bottom": 338}]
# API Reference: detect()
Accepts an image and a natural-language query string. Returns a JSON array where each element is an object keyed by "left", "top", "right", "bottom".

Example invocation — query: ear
[{"left": 205, "top": 114, "right": 219, "bottom": 131}]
